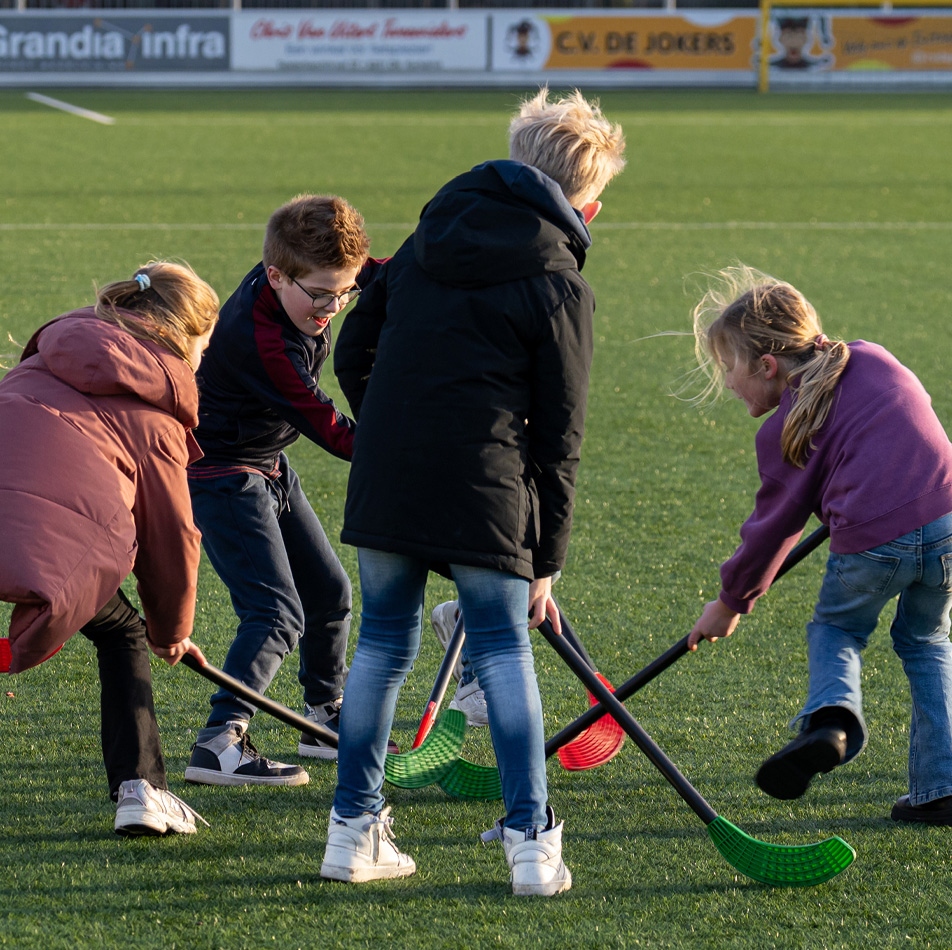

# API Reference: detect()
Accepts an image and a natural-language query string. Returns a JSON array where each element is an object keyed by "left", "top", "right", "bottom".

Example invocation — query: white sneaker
[
  {"left": 114, "top": 779, "right": 209, "bottom": 836},
  {"left": 482, "top": 807, "right": 572, "bottom": 896},
  {"left": 431, "top": 600, "right": 464, "bottom": 682},
  {"left": 320, "top": 806, "right": 417, "bottom": 883},
  {"left": 299, "top": 697, "right": 341, "bottom": 759},
  {"left": 449, "top": 678, "right": 488, "bottom": 728}
]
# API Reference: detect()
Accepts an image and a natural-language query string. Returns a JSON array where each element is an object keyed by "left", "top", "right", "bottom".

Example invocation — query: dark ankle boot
[{"left": 756, "top": 717, "right": 848, "bottom": 800}]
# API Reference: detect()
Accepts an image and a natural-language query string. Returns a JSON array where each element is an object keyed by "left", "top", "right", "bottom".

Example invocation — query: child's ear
[
  {"left": 761, "top": 354, "right": 780, "bottom": 379},
  {"left": 581, "top": 201, "right": 602, "bottom": 225},
  {"left": 265, "top": 265, "right": 283, "bottom": 290}
]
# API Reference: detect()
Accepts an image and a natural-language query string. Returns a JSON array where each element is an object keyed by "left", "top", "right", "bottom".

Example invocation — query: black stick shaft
[
  {"left": 423, "top": 612, "right": 465, "bottom": 716},
  {"left": 555, "top": 607, "right": 597, "bottom": 670},
  {"left": 545, "top": 523, "right": 830, "bottom": 755},
  {"left": 180, "top": 654, "right": 339, "bottom": 747},
  {"left": 539, "top": 620, "right": 718, "bottom": 825},
  {"left": 421, "top": 597, "right": 597, "bottom": 739}
]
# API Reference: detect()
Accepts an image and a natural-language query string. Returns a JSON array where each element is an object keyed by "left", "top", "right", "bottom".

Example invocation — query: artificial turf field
[{"left": 0, "top": 86, "right": 951, "bottom": 949}]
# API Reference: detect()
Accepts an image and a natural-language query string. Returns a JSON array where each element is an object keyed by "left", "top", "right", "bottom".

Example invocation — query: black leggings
[{"left": 80, "top": 590, "right": 167, "bottom": 800}]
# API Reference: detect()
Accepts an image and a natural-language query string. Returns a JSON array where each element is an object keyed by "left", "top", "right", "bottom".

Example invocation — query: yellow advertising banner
[
  {"left": 835, "top": 16, "right": 952, "bottom": 71},
  {"left": 765, "top": 14, "right": 952, "bottom": 73},
  {"left": 494, "top": 13, "right": 757, "bottom": 71}
]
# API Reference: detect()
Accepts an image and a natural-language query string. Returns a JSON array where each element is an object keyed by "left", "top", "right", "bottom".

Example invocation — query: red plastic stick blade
[
  {"left": 557, "top": 672, "right": 626, "bottom": 771},
  {"left": 412, "top": 702, "right": 438, "bottom": 750},
  {"left": 0, "top": 638, "right": 10, "bottom": 674}
]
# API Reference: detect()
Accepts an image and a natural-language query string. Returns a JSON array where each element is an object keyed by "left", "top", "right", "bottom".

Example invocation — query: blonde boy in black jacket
[{"left": 324, "top": 89, "right": 625, "bottom": 896}]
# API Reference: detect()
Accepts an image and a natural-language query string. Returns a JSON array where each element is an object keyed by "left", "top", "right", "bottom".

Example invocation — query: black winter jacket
[{"left": 335, "top": 160, "right": 595, "bottom": 580}]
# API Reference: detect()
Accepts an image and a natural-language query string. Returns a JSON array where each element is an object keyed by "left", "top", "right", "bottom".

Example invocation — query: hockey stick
[
  {"left": 424, "top": 603, "right": 623, "bottom": 799},
  {"left": 181, "top": 653, "right": 465, "bottom": 775},
  {"left": 545, "top": 524, "right": 831, "bottom": 756},
  {"left": 411, "top": 611, "right": 465, "bottom": 749},
  {"left": 437, "top": 525, "right": 830, "bottom": 800},
  {"left": 550, "top": 606, "right": 625, "bottom": 771},
  {"left": 180, "top": 654, "right": 339, "bottom": 746},
  {"left": 537, "top": 619, "right": 855, "bottom": 887}
]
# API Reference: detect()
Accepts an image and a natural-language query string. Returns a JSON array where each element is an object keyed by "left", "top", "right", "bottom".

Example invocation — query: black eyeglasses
[{"left": 290, "top": 276, "right": 361, "bottom": 310}]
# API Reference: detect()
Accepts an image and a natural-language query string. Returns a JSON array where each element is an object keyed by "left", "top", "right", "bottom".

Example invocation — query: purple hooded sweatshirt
[{"left": 720, "top": 340, "right": 952, "bottom": 615}]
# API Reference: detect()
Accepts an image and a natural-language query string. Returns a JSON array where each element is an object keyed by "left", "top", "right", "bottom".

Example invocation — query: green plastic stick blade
[
  {"left": 438, "top": 757, "right": 503, "bottom": 801},
  {"left": 385, "top": 708, "right": 466, "bottom": 788},
  {"left": 707, "top": 815, "right": 856, "bottom": 887}
]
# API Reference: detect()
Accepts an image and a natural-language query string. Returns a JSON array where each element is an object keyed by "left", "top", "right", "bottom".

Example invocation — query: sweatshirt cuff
[{"left": 719, "top": 591, "right": 754, "bottom": 615}]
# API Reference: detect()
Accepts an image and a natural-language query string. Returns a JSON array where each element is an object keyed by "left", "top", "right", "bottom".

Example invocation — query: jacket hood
[
  {"left": 413, "top": 160, "right": 591, "bottom": 289},
  {"left": 22, "top": 308, "right": 198, "bottom": 427}
]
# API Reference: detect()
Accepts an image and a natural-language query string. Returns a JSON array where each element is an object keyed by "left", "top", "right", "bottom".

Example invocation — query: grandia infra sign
[{"left": 0, "top": 14, "right": 228, "bottom": 72}]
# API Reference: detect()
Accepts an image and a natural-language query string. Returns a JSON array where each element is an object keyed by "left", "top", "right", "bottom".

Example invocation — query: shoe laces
[
  {"left": 237, "top": 731, "right": 265, "bottom": 760},
  {"left": 160, "top": 787, "right": 210, "bottom": 828},
  {"left": 372, "top": 812, "right": 400, "bottom": 856},
  {"left": 480, "top": 817, "right": 505, "bottom": 844}
]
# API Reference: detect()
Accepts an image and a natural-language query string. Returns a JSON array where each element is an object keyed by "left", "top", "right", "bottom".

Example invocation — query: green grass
[{"left": 2, "top": 87, "right": 952, "bottom": 949}]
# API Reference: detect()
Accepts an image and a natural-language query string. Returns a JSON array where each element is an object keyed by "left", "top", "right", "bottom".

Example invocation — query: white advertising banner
[{"left": 231, "top": 10, "right": 489, "bottom": 73}]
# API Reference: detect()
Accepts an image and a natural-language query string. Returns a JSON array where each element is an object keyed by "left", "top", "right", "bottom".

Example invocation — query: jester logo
[{"left": 506, "top": 19, "right": 538, "bottom": 61}]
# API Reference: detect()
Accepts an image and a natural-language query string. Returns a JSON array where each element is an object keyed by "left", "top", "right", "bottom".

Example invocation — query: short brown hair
[
  {"left": 509, "top": 88, "right": 626, "bottom": 207},
  {"left": 263, "top": 194, "right": 370, "bottom": 277}
]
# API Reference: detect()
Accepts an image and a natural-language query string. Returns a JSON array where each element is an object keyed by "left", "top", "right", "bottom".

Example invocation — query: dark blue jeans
[{"left": 188, "top": 454, "right": 350, "bottom": 724}]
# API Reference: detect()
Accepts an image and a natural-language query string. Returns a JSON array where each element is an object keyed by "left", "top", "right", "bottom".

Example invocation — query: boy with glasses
[{"left": 185, "top": 194, "right": 383, "bottom": 787}]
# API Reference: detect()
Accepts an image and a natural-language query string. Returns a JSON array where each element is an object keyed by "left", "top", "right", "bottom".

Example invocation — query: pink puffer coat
[{"left": 0, "top": 308, "right": 203, "bottom": 673}]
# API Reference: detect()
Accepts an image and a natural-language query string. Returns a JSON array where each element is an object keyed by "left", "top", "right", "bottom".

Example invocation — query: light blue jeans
[
  {"left": 334, "top": 549, "right": 549, "bottom": 831},
  {"left": 796, "top": 512, "right": 952, "bottom": 805}
]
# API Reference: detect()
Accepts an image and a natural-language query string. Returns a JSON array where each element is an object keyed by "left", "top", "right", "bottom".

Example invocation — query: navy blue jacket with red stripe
[{"left": 191, "top": 260, "right": 380, "bottom": 472}]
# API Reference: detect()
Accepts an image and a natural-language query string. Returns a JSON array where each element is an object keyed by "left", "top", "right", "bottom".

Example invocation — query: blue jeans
[
  {"left": 188, "top": 454, "right": 350, "bottom": 723},
  {"left": 334, "top": 549, "right": 549, "bottom": 831},
  {"left": 797, "top": 512, "right": 952, "bottom": 805}
]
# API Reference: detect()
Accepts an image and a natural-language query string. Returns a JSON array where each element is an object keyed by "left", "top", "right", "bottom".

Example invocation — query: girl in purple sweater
[{"left": 687, "top": 266, "right": 952, "bottom": 825}]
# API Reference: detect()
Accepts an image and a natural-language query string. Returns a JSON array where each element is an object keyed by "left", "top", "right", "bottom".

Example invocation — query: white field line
[
  {"left": 1, "top": 221, "right": 951, "bottom": 232},
  {"left": 595, "top": 221, "right": 952, "bottom": 231},
  {"left": 110, "top": 113, "right": 952, "bottom": 129},
  {"left": 25, "top": 92, "right": 116, "bottom": 126}
]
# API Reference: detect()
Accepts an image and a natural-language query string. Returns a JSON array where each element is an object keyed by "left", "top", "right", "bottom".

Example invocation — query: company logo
[
  {"left": 500, "top": 16, "right": 551, "bottom": 68},
  {"left": 0, "top": 16, "right": 227, "bottom": 71}
]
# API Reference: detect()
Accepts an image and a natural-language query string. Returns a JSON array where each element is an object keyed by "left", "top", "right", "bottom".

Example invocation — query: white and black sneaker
[
  {"left": 299, "top": 698, "right": 341, "bottom": 759},
  {"left": 115, "top": 778, "right": 209, "bottom": 836},
  {"left": 299, "top": 697, "right": 401, "bottom": 756},
  {"left": 184, "top": 721, "right": 309, "bottom": 786}
]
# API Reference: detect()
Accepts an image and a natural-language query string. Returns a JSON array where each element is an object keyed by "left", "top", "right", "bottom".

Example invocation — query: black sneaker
[
  {"left": 891, "top": 794, "right": 952, "bottom": 825},
  {"left": 299, "top": 699, "right": 341, "bottom": 760},
  {"left": 185, "top": 721, "right": 309, "bottom": 786},
  {"left": 755, "top": 725, "right": 848, "bottom": 800}
]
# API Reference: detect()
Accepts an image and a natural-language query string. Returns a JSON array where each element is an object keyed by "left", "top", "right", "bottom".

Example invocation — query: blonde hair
[
  {"left": 95, "top": 260, "right": 219, "bottom": 370},
  {"left": 263, "top": 194, "right": 370, "bottom": 277},
  {"left": 508, "top": 87, "right": 626, "bottom": 208},
  {"left": 692, "top": 265, "right": 850, "bottom": 468}
]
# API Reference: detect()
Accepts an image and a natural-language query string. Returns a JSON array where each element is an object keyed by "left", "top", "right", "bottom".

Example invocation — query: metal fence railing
[{"left": 1, "top": 0, "right": 756, "bottom": 10}]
